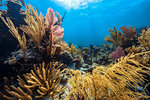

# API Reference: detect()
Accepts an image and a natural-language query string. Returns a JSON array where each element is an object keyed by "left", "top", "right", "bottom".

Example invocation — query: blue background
[{"left": 1, "top": 0, "right": 150, "bottom": 46}]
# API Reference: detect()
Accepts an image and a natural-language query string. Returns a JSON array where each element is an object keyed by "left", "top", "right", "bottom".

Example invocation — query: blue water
[{"left": 1, "top": 0, "right": 150, "bottom": 46}]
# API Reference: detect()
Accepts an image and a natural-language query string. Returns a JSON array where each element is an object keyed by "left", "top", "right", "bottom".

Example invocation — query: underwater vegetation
[
  {"left": 0, "top": 62, "right": 66, "bottom": 100},
  {"left": 67, "top": 52, "right": 150, "bottom": 100},
  {"left": 0, "top": 0, "right": 150, "bottom": 100}
]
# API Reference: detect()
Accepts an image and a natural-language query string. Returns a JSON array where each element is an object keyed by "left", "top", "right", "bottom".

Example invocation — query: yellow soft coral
[
  {"left": 105, "top": 27, "right": 123, "bottom": 46},
  {"left": 18, "top": 62, "right": 66, "bottom": 99},
  {"left": 20, "top": 4, "right": 45, "bottom": 47},
  {"left": 0, "top": 62, "right": 66, "bottom": 100},
  {"left": 1, "top": 17, "right": 27, "bottom": 59},
  {"left": 66, "top": 52, "right": 150, "bottom": 100},
  {"left": 138, "top": 28, "right": 150, "bottom": 51}
]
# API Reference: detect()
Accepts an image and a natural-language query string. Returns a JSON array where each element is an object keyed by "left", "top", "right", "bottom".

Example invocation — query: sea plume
[
  {"left": 20, "top": 4, "right": 45, "bottom": 47},
  {"left": 66, "top": 52, "right": 150, "bottom": 100},
  {"left": 1, "top": 17, "right": 27, "bottom": 59}
]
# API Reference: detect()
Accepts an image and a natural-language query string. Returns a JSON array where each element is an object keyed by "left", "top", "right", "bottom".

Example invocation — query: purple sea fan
[
  {"left": 45, "top": 8, "right": 64, "bottom": 42},
  {"left": 111, "top": 46, "right": 125, "bottom": 60},
  {"left": 120, "top": 26, "right": 137, "bottom": 39}
]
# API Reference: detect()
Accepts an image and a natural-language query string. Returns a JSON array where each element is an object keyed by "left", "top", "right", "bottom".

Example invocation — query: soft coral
[{"left": 45, "top": 8, "right": 64, "bottom": 43}]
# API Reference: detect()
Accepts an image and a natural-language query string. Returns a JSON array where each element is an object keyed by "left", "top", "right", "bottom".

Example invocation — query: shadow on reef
[{"left": 0, "top": 0, "right": 150, "bottom": 100}]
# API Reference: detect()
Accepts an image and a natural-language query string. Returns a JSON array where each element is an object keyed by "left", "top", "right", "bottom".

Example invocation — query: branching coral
[
  {"left": 66, "top": 52, "right": 150, "bottom": 100},
  {"left": 138, "top": 28, "right": 150, "bottom": 51},
  {"left": 68, "top": 44, "right": 82, "bottom": 61},
  {"left": 0, "top": 62, "right": 66, "bottom": 100},
  {"left": 1, "top": 17, "right": 27, "bottom": 59},
  {"left": 105, "top": 26, "right": 137, "bottom": 47},
  {"left": 105, "top": 27, "right": 123, "bottom": 46},
  {"left": 18, "top": 62, "right": 66, "bottom": 99},
  {"left": 0, "top": 77, "right": 33, "bottom": 100},
  {"left": 20, "top": 4, "right": 45, "bottom": 48},
  {"left": 125, "top": 45, "right": 142, "bottom": 54},
  {"left": 68, "top": 44, "right": 79, "bottom": 54}
]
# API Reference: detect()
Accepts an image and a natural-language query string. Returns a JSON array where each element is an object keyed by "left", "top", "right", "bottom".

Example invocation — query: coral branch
[
  {"left": 67, "top": 52, "right": 150, "bottom": 99},
  {"left": 18, "top": 62, "right": 66, "bottom": 99},
  {"left": 105, "top": 27, "right": 123, "bottom": 46},
  {"left": 45, "top": 8, "right": 64, "bottom": 56},
  {"left": 20, "top": 4, "right": 45, "bottom": 47},
  {"left": 1, "top": 17, "right": 26, "bottom": 59}
]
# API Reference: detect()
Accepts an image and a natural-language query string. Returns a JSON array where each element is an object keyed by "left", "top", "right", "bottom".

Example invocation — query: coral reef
[
  {"left": 125, "top": 45, "right": 142, "bottom": 54},
  {"left": 1, "top": 4, "right": 69, "bottom": 74},
  {"left": 0, "top": 62, "right": 66, "bottom": 100},
  {"left": 81, "top": 43, "right": 115, "bottom": 66},
  {"left": 104, "top": 27, "right": 123, "bottom": 46},
  {"left": 105, "top": 26, "right": 138, "bottom": 48},
  {"left": 66, "top": 52, "right": 150, "bottom": 100},
  {"left": 138, "top": 28, "right": 150, "bottom": 51},
  {"left": 0, "top": 2, "right": 150, "bottom": 100}
]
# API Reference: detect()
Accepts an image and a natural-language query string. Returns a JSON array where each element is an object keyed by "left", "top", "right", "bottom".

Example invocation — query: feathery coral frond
[
  {"left": 105, "top": 27, "right": 123, "bottom": 46},
  {"left": 138, "top": 28, "right": 150, "bottom": 51},
  {"left": 1, "top": 17, "right": 26, "bottom": 59},
  {"left": 20, "top": 4, "right": 45, "bottom": 47},
  {"left": 45, "top": 8, "right": 64, "bottom": 56},
  {"left": 67, "top": 52, "right": 150, "bottom": 100}
]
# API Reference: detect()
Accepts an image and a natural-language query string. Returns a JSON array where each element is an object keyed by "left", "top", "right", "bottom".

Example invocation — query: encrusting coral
[
  {"left": 66, "top": 52, "right": 150, "bottom": 100},
  {"left": 0, "top": 62, "right": 66, "bottom": 100}
]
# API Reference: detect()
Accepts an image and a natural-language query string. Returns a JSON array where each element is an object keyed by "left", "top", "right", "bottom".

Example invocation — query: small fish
[{"left": 4, "top": 57, "right": 17, "bottom": 65}]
